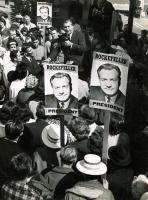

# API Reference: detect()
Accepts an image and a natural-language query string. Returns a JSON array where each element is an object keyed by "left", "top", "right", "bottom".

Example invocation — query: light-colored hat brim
[
  {"left": 76, "top": 160, "right": 107, "bottom": 176},
  {"left": 42, "top": 126, "right": 61, "bottom": 149}
]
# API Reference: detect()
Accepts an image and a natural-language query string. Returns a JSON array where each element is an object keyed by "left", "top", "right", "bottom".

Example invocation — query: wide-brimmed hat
[
  {"left": 76, "top": 154, "right": 107, "bottom": 175},
  {"left": 42, "top": 124, "right": 67, "bottom": 149},
  {"left": 108, "top": 145, "right": 132, "bottom": 167}
]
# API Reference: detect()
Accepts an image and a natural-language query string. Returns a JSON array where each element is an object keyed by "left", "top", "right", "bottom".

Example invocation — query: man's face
[
  {"left": 9, "top": 31, "right": 17, "bottom": 39},
  {"left": 63, "top": 21, "right": 73, "bottom": 35},
  {"left": 10, "top": 44, "right": 17, "bottom": 51},
  {"left": 33, "top": 40, "right": 39, "bottom": 48},
  {"left": 25, "top": 16, "right": 31, "bottom": 24},
  {"left": 40, "top": 8, "right": 49, "bottom": 20},
  {"left": 26, "top": 46, "right": 33, "bottom": 56},
  {"left": 99, "top": 69, "right": 119, "bottom": 96},
  {"left": 51, "top": 76, "right": 71, "bottom": 102},
  {"left": 51, "top": 30, "right": 59, "bottom": 40}
]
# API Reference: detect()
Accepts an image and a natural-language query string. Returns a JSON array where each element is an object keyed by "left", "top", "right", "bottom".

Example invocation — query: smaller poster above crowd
[
  {"left": 37, "top": 2, "right": 52, "bottom": 27},
  {"left": 44, "top": 63, "right": 78, "bottom": 117},
  {"left": 89, "top": 52, "right": 129, "bottom": 115}
]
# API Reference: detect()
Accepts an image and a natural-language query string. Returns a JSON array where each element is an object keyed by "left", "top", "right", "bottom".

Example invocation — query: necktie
[
  {"left": 60, "top": 102, "right": 64, "bottom": 109},
  {"left": 107, "top": 96, "right": 111, "bottom": 103}
]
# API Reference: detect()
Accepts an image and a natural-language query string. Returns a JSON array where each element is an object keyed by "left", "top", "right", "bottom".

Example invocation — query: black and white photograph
[{"left": 0, "top": 0, "right": 147, "bottom": 199}]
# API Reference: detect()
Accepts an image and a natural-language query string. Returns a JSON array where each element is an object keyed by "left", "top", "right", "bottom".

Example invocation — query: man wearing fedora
[
  {"left": 36, "top": 123, "right": 68, "bottom": 174},
  {"left": 65, "top": 154, "right": 115, "bottom": 200}
]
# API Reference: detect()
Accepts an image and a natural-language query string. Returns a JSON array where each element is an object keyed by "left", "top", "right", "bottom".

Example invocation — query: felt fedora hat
[
  {"left": 76, "top": 154, "right": 107, "bottom": 176},
  {"left": 42, "top": 124, "right": 67, "bottom": 149}
]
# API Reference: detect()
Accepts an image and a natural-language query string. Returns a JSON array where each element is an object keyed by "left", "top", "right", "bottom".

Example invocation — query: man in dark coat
[
  {"left": 0, "top": 121, "right": 24, "bottom": 188},
  {"left": 18, "top": 102, "right": 49, "bottom": 152},
  {"left": 60, "top": 19, "right": 86, "bottom": 67},
  {"left": 88, "top": 0, "right": 115, "bottom": 41},
  {"left": 22, "top": 43, "right": 42, "bottom": 77}
]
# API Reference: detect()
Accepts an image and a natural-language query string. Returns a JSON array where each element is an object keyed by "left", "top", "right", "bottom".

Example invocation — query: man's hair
[
  {"left": 63, "top": 19, "right": 73, "bottom": 26},
  {"left": 97, "top": 63, "right": 121, "bottom": 86},
  {"left": 50, "top": 72, "right": 72, "bottom": 91},
  {"left": 15, "top": 62, "right": 27, "bottom": 80},
  {"left": 68, "top": 118, "right": 90, "bottom": 141},
  {"left": 39, "top": 6, "right": 49, "bottom": 15},
  {"left": 5, "top": 120, "right": 24, "bottom": 140},
  {"left": 11, "top": 152, "right": 36, "bottom": 181},
  {"left": 60, "top": 146, "right": 77, "bottom": 165},
  {"left": 36, "top": 101, "right": 47, "bottom": 120},
  {"left": 10, "top": 50, "right": 19, "bottom": 62}
]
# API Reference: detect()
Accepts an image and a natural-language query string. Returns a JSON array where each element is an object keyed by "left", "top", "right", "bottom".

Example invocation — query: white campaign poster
[
  {"left": 37, "top": 2, "right": 52, "bottom": 27},
  {"left": 44, "top": 63, "right": 78, "bottom": 117},
  {"left": 89, "top": 52, "right": 129, "bottom": 115}
]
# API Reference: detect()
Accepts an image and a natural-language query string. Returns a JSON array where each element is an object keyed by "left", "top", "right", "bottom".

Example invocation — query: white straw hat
[
  {"left": 42, "top": 124, "right": 67, "bottom": 149},
  {"left": 76, "top": 154, "right": 107, "bottom": 175}
]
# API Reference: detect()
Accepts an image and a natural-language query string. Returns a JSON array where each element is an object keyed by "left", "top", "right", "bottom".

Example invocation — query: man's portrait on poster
[
  {"left": 37, "top": 5, "right": 51, "bottom": 23},
  {"left": 46, "top": 72, "right": 78, "bottom": 110},
  {"left": 90, "top": 63, "right": 125, "bottom": 107}
]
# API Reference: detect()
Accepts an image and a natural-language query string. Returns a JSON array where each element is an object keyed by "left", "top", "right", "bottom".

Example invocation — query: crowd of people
[{"left": 0, "top": 0, "right": 148, "bottom": 199}]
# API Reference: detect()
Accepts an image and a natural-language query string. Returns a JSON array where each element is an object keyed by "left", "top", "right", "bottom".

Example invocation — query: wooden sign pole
[
  {"left": 60, "top": 115, "right": 65, "bottom": 147},
  {"left": 102, "top": 110, "right": 110, "bottom": 189}
]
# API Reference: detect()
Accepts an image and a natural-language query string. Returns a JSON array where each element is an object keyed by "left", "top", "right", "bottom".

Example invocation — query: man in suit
[
  {"left": 46, "top": 72, "right": 78, "bottom": 109},
  {"left": 22, "top": 42, "right": 42, "bottom": 76},
  {"left": 37, "top": 6, "right": 51, "bottom": 23},
  {"left": 18, "top": 102, "right": 49, "bottom": 152},
  {"left": 60, "top": 19, "right": 86, "bottom": 67},
  {"left": 90, "top": 63, "right": 125, "bottom": 107}
]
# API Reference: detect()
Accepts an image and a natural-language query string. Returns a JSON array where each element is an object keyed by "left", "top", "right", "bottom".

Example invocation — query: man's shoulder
[
  {"left": 70, "top": 95, "right": 78, "bottom": 105},
  {"left": 45, "top": 94, "right": 57, "bottom": 107},
  {"left": 90, "top": 86, "right": 105, "bottom": 101},
  {"left": 90, "top": 86, "right": 102, "bottom": 94},
  {"left": 116, "top": 90, "right": 125, "bottom": 105}
]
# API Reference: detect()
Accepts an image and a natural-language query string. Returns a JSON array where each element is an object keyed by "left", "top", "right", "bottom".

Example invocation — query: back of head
[
  {"left": 132, "top": 175, "right": 148, "bottom": 200},
  {"left": 5, "top": 120, "right": 24, "bottom": 140},
  {"left": 109, "top": 115, "right": 125, "bottom": 135},
  {"left": 0, "top": 101, "right": 16, "bottom": 124},
  {"left": 60, "top": 146, "right": 77, "bottom": 165},
  {"left": 15, "top": 62, "right": 27, "bottom": 80},
  {"left": 11, "top": 152, "right": 36, "bottom": 181},
  {"left": 13, "top": 103, "right": 32, "bottom": 123},
  {"left": 80, "top": 104, "right": 98, "bottom": 124},
  {"left": 68, "top": 117, "right": 90, "bottom": 141},
  {"left": 36, "top": 101, "right": 47, "bottom": 119},
  {"left": 88, "top": 126, "right": 104, "bottom": 155}
]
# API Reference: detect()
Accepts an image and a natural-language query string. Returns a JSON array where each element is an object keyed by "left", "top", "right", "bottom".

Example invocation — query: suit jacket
[
  {"left": 90, "top": 86, "right": 125, "bottom": 107},
  {"left": 22, "top": 56, "right": 42, "bottom": 76},
  {"left": 18, "top": 119, "right": 48, "bottom": 151},
  {"left": 46, "top": 94, "right": 78, "bottom": 109},
  {"left": 37, "top": 16, "right": 51, "bottom": 23},
  {"left": 61, "top": 30, "right": 86, "bottom": 66},
  {"left": 0, "top": 139, "right": 23, "bottom": 186}
]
